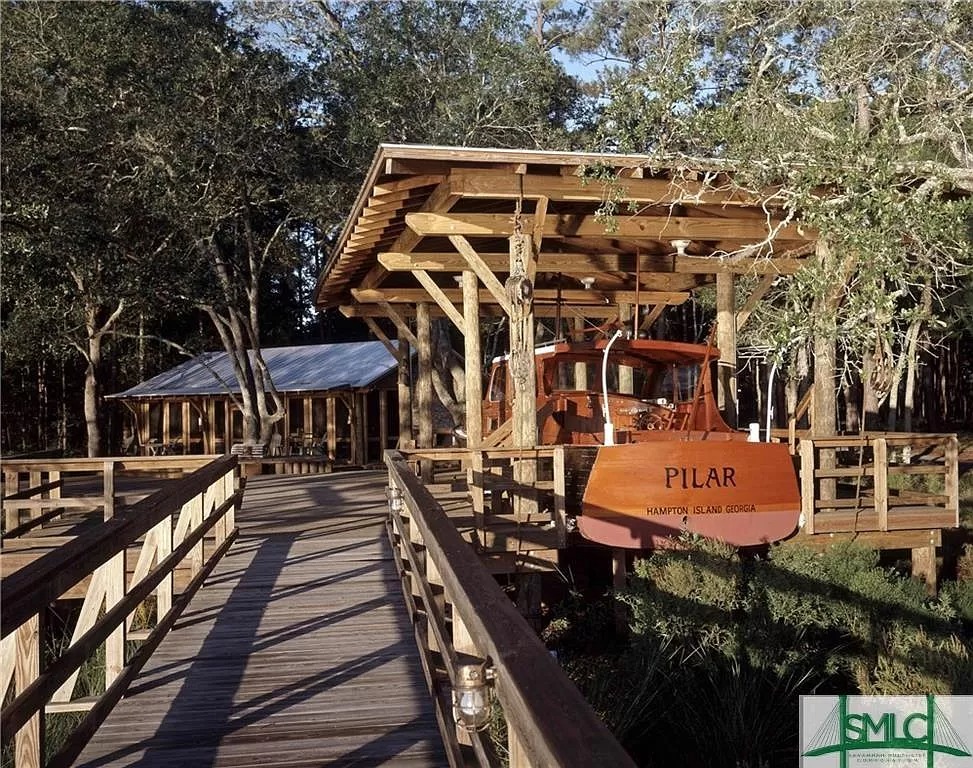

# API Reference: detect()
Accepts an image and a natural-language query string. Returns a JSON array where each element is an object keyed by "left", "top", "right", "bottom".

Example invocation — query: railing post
[
  {"left": 945, "top": 435, "right": 960, "bottom": 525},
  {"left": 508, "top": 722, "right": 530, "bottom": 768},
  {"left": 155, "top": 514, "right": 174, "bottom": 619},
  {"left": 103, "top": 460, "right": 116, "bottom": 520},
  {"left": 15, "top": 614, "right": 42, "bottom": 768},
  {"left": 105, "top": 550, "right": 126, "bottom": 689},
  {"left": 189, "top": 493, "right": 204, "bottom": 577},
  {"left": 451, "top": 606, "right": 477, "bottom": 748},
  {"left": 5, "top": 469, "right": 22, "bottom": 531},
  {"left": 799, "top": 438, "right": 815, "bottom": 534},
  {"left": 225, "top": 467, "right": 237, "bottom": 533},
  {"left": 553, "top": 446, "right": 567, "bottom": 547},
  {"left": 873, "top": 437, "right": 888, "bottom": 532},
  {"left": 425, "top": 555, "right": 444, "bottom": 656}
]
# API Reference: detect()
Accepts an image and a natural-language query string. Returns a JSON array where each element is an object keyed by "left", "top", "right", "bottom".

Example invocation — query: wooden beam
[
  {"left": 448, "top": 168, "right": 769, "bottom": 207},
  {"left": 413, "top": 270, "right": 465, "bottom": 334},
  {"left": 380, "top": 250, "right": 807, "bottom": 275},
  {"left": 377, "top": 301, "right": 419, "bottom": 348},
  {"left": 735, "top": 273, "right": 776, "bottom": 330},
  {"left": 340, "top": 303, "right": 666, "bottom": 319},
  {"left": 362, "top": 317, "right": 402, "bottom": 362},
  {"left": 366, "top": 180, "right": 462, "bottom": 293},
  {"left": 407, "top": 212, "right": 816, "bottom": 242},
  {"left": 640, "top": 303, "right": 667, "bottom": 332},
  {"left": 448, "top": 235, "right": 513, "bottom": 315},
  {"left": 352, "top": 287, "right": 688, "bottom": 307},
  {"left": 372, "top": 173, "right": 444, "bottom": 195}
]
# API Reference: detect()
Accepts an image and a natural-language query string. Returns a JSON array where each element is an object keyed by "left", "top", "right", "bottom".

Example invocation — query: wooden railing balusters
[
  {"left": 385, "top": 449, "right": 636, "bottom": 768},
  {"left": 0, "top": 456, "right": 242, "bottom": 766}
]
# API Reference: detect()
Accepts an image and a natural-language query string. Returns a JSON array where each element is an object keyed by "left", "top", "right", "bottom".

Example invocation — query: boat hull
[{"left": 578, "top": 440, "right": 800, "bottom": 548}]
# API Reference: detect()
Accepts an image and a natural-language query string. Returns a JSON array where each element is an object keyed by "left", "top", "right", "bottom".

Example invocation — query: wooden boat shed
[
  {"left": 314, "top": 143, "right": 819, "bottom": 450},
  {"left": 108, "top": 341, "right": 401, "bottom": 465},
  {"left": 313, "top": 145, "right": 960, "bottom": 586}
]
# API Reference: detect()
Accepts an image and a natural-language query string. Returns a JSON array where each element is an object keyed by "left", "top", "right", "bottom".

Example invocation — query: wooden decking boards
[{"left": 74, "top": 471, "right": 447, "bottom": 767}]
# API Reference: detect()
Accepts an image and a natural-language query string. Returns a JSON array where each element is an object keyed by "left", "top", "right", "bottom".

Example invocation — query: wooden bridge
[
  {"left": 1, "top": 455, "right": 632, "bottom": 768},
  {"left": 1, "top": 432, "right": 960, "bottom": 766}
]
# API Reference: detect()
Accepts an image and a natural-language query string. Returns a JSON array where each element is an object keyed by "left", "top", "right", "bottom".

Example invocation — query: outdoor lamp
[
  {"left": 387, "top": 485, "right": 402, "bottom": 515},
  {"left": 451, "top": 662, "right": 496, "bottom": 732}
]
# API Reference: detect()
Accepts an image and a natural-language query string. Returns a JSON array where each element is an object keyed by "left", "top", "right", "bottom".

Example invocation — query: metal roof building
[{"left": 110, "top": 342, "right": 402, "bottom": 466}]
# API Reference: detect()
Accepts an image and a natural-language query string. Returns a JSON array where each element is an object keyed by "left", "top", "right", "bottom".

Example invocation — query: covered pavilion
[
  {"left": 108, "top": 341, "right": 401, "bottom": 465},
  {"left": 313, "top": 143, "right": 819, "bottom": 449}
]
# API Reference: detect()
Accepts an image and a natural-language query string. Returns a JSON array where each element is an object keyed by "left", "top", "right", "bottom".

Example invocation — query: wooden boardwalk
[{"left": 74, "top": 471, "right": 447, "bottom": 767}]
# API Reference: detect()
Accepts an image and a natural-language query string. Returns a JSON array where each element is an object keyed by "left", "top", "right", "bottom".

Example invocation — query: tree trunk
[{"left": 84, "top": 329, "right": 103, "bottom": 457}]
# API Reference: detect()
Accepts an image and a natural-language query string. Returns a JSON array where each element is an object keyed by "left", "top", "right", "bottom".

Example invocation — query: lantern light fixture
[{"left": 451, "top": 662, "right": 496, "bottom": 732}]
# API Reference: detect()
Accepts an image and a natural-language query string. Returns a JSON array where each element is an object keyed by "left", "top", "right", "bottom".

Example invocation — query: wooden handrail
[
  {"left": 0, "top": 455, "right": 241, "bottom": 768},
  {"left": 385, "top": 450, "right": 635, "bottom": 768},
  {"left": 1, "top": 456, "right": 237, "bottom": 636}
]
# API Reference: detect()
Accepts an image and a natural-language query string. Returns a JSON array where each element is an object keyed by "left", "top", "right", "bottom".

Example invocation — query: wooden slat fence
[
  {"left": 385, "top": 449, "right": 635, "bottom": 768},
  {"left": 0, "top": 456, "right": 242, "bottom": 768}
]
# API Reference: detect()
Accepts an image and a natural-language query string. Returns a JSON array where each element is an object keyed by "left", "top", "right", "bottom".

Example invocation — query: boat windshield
[{"left": 550, "top": 357, "right": 701, "bottom": 402}]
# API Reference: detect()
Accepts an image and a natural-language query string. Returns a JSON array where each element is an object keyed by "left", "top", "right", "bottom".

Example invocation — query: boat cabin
[{"left": 484, "top": 337, "right": 734, "bottom": 445}]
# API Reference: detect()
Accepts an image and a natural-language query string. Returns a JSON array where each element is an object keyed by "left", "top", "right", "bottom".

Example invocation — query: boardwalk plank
[{"left": 74, "top": 471, "right": 447, "bottom": 768}]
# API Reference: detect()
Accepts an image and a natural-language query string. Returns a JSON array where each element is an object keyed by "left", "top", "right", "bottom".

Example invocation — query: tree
[
  {"left": 572, "top": 0, "right": 973, "bottom": 430},
  {"left": 2, "top": 2, "right": 187, "bottom": 455}
]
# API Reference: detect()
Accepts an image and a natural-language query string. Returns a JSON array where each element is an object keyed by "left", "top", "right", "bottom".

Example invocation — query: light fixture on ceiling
[
  {"left": 580, "top": 276, "right": 596, "bottom": 290},
  {"left": 671, "top": 239, "right": 692, "bottom": 257}
]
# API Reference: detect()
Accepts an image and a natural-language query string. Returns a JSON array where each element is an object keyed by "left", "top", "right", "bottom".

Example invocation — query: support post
[
  {"left": 15, "top": 614, "right": 42, "bottom": 768},
  {"left": 417, "top": 303, "right": 434, "bottom": 481},
  {"left": 327, "top": 396, "right": 337, "bottom": 461},
  {"left": 398, "top": 338, "right": 414, "bottom": 449},
  {"left": 379, "top": 390, "right": 389, "bottom": 454},
  {"left": 462, "top": 270, "right": 483, "bottom": 448},
  {"left": 716, "top": 271, "right": 738, "bottom": 428}
]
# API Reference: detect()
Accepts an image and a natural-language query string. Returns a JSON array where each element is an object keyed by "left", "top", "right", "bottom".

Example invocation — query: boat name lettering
[{"left": 663, "top": 466, "right": 737, "bottom": 489}]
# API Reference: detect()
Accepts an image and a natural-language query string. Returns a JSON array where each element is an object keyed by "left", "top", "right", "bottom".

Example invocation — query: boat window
[
  {"left": 488, "top": 363, "right": 507, "bottom": 402},
  {"left": 655, "top": 364, "right": 700, "bottom": 402},
  {"left": 551, "top": 359, "right": 652, "bottom": 396}
]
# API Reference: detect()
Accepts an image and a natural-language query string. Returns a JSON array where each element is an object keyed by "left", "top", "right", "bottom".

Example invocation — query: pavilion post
[
  {"left": 417, "top": 303, "right": 434, "bottom": 481},
  {"left": 397, "top": 337, "right": 413, "bottom": 449},
  {"left": 462, "top": 270, "right": 483, "bottom": 448},
  {"left": 716, "top": 271, "right": 738, "bottom": 428}
]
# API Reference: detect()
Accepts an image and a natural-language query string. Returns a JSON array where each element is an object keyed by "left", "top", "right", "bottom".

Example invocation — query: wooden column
[
  {"left": 716, "top": 271, "right": 738, "bottom": 428},
  {"left": 398, "top": 338, "right": 414, "bottom": 449},
  {"left": 326, "top": 396, "right": 337, "bottom": 460},
  {"left": 462, "top": 270, "right": 483, "bottom": 448},
  {"left": 417, "top": 303, "right": 434, "bottom": 459},
  {"left": 379, "top": 390, "right": 389, "bottom": 455},
  {"left": 181, "top": 400, "right": 190, "bottom": 452},
  {"left": 304, "top": 396, "right": 313, "bottom": 446},
  {"left": 162, "top": 401, "right": 171, "bottom": 446},
  {"left": 360, "top": 392, "right": 369, "bottom": 464},
  {"left": 15, "top": 614, "right": 41, "bottom": 768},
  {"left": 508, "top": 233, "right": 537, "bottom": 449}
]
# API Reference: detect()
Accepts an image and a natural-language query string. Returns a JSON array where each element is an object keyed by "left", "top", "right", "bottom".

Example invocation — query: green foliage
[
  {"left": 571, "top": 0, "right": 973, "bottom": 384},
  {"left": 553, "top": 539, "right": 973, "bottom": 765}
]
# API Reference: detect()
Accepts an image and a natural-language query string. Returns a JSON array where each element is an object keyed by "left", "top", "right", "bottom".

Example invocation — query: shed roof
[
  {"left": 314, "top": 143, "right": 818, "bottom": 319},
  {"left": 109, "top": 342, "right": 400, "bottom": 399}
]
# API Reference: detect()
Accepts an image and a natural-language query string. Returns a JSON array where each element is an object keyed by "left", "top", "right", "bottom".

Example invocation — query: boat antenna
[{"left": 687, "top": 321, "right": 718, "bottom": 432}]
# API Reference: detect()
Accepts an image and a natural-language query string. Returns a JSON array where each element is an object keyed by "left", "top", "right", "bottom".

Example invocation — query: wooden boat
[{"left": 482, "top": 336, "right": 800, "bottom": 548}]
